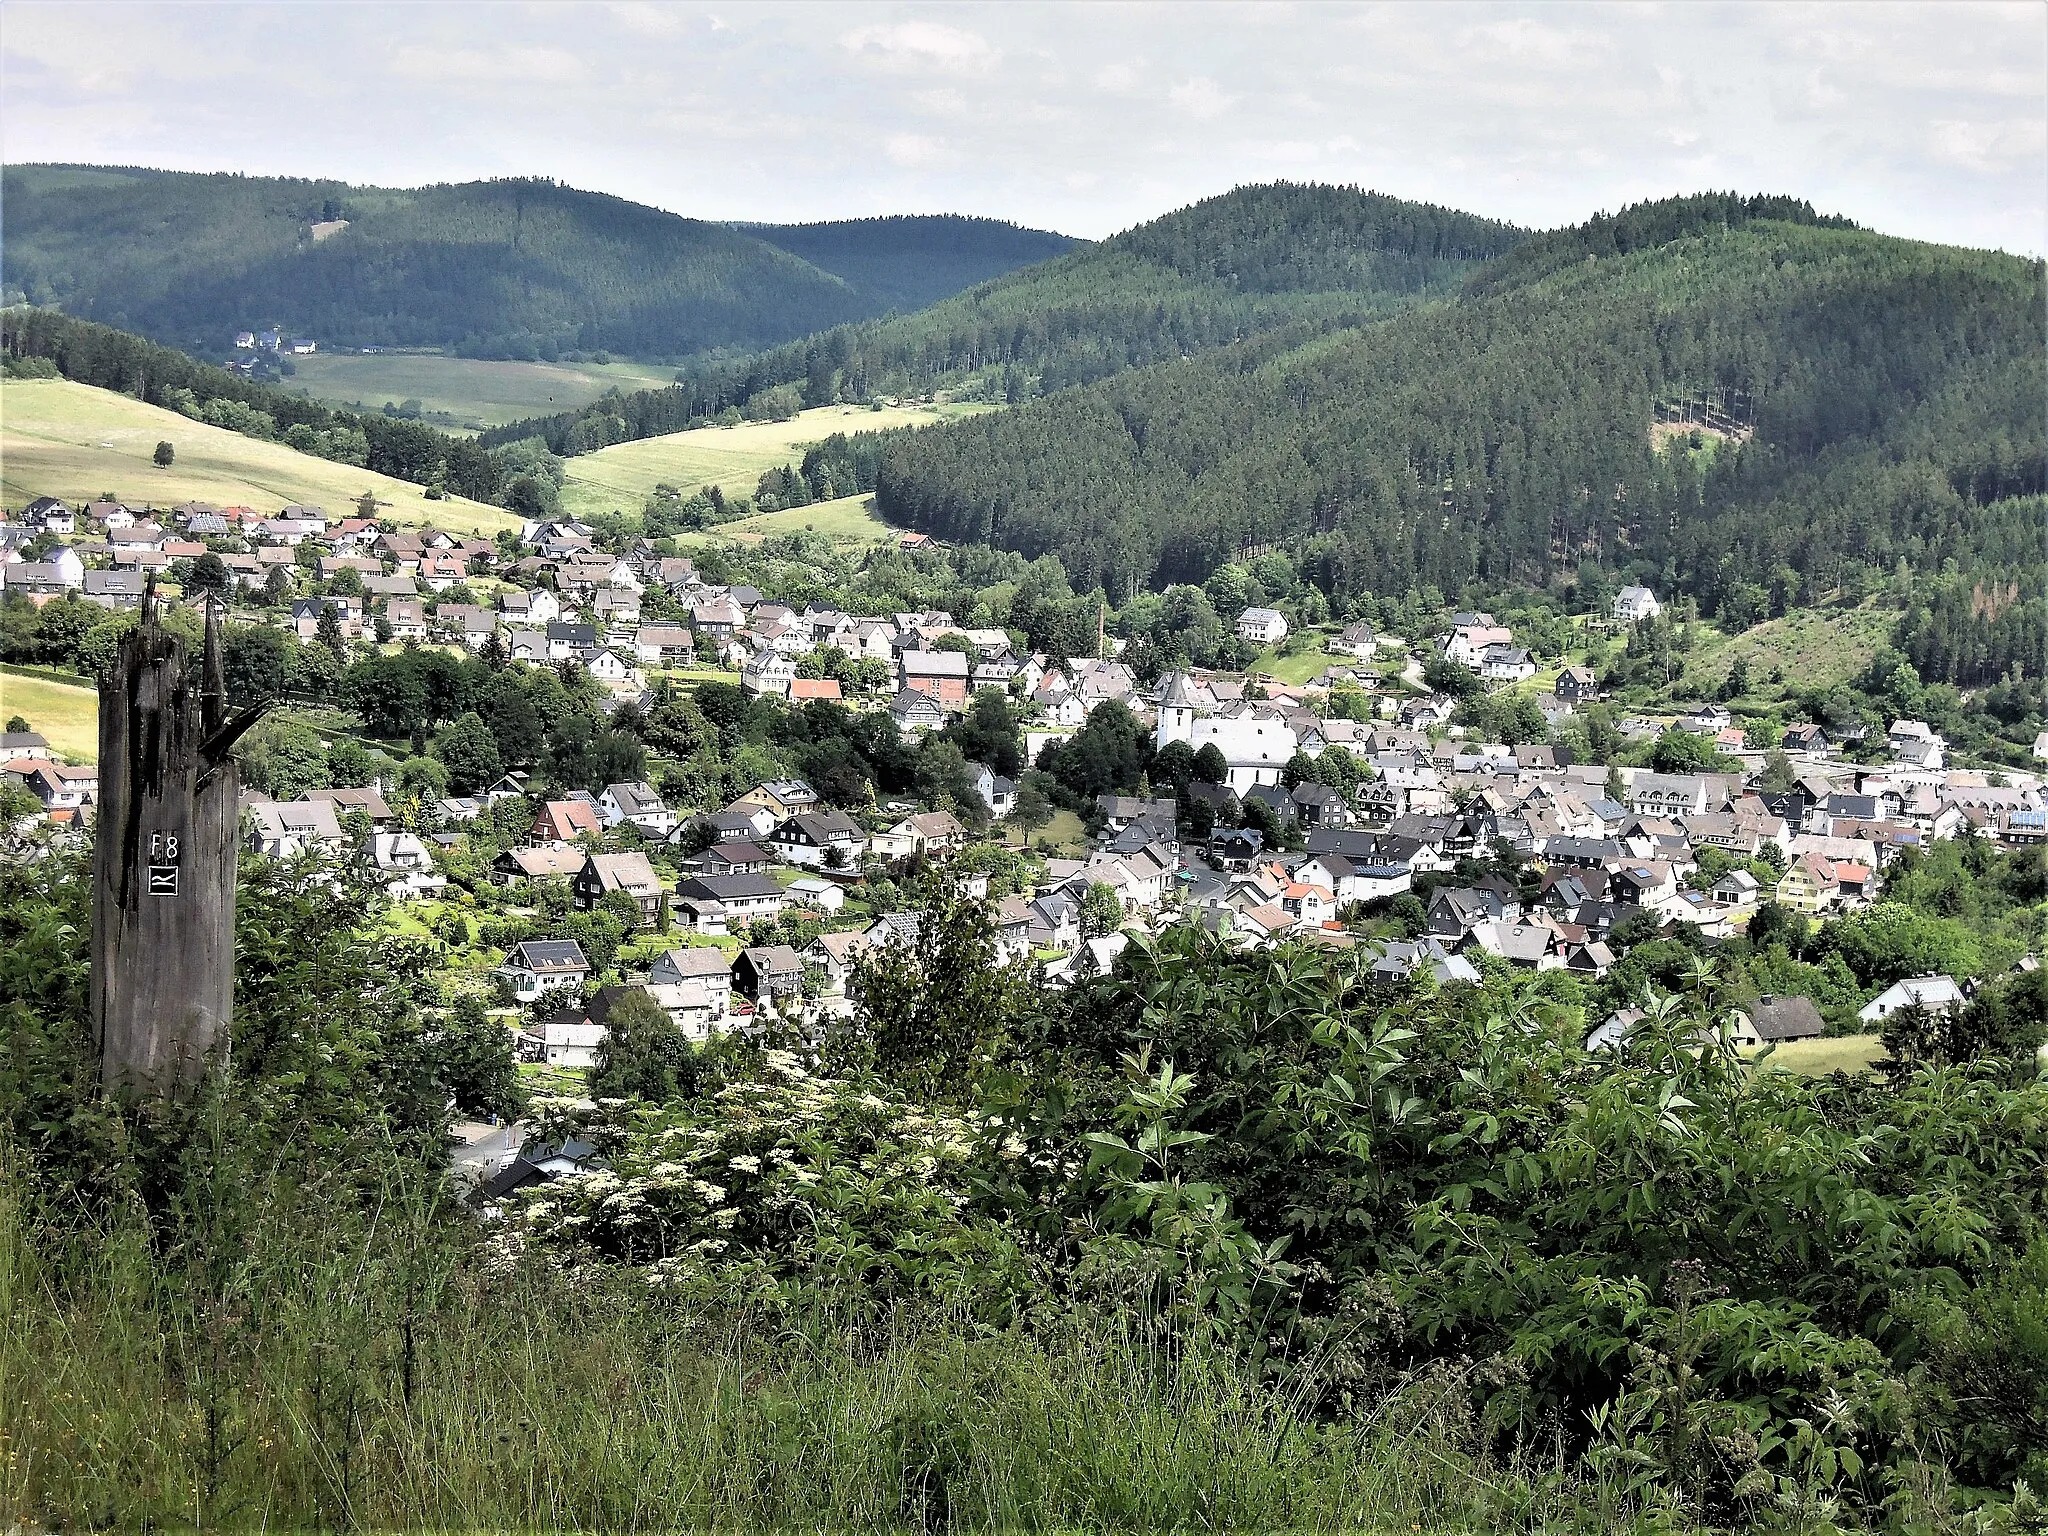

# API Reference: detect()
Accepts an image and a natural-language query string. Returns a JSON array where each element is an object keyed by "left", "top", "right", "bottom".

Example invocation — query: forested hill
[
  {"left": 0, "top": 166, "right": 1071, "bottom": 361},
  {"left": 756, "top": 183, "right": 1527, "bottom": 395},
  {"left": 483, "top": 182, "right": 1526, "bottom": 450},
  {"left": 742, "top": 215, "right": 1077, "bottom": 318},
  {"left": 873, "top": 203, "right": 2045, "bottom": 672}
]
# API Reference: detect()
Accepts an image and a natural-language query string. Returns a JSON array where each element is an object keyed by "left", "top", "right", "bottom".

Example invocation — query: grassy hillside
[
  {"left": 683, "top": 493, "right": 900, "bottom": 553},
  {"left": 286, "top": 352, "right": 678, "bottom": 431},
  {"left": 1672, "top": 603, "right": 1901, "bottom": 699},
  {"left": 873, "top": 200, "right": 2045, "bottom": 608},
  {"left": 0, "top": 669, "right": 98, "bottom": 762},
  {"left": 0, "top": 377, "right": 518, "bottom": 534},
  {"left": 557, "top": 402, "right": 986, "bottom": 521},
  {"left": 2, "top": 166, "right": 1072, "bottom": 362}
]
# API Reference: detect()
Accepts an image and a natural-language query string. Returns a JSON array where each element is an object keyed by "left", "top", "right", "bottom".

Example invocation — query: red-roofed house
[{"left": 529, "top": 799, "right": 604, "bottom": 846}]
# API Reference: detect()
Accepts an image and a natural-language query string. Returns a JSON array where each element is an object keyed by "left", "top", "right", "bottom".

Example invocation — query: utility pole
[{"left": 91, "top": 587, "right": 266, "bottom": 1095}]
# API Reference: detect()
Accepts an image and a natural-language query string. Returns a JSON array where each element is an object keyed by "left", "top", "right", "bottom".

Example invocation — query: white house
[
  {"left": 1235, "top": 607, "right": 1288, "bottom": 646},
  {"left": 671, "top": 874, "right": 786, "bottom": 935},
  {"left": 769, "top": 810, "right": 868, "bottom": 869},
  {"left": 584, "top": 648, "right": 642, "bottom": 689},
  {"left": 1858, "top": 974, "right": 1964, "bottom": 1025},
  {"left": 1613, "top": 586, "right": 1662, "bottom": 623},
  {"left": 600, "top": 781, "right": 676, "bottom": 839},
  {"left": 1479, "top": 644, "right": 1536, "bottom": 684},
  {"left": 500, "top": 588, "right": 561, "bottom": 627},
  {"left": 649, "top": 946, "right": 734, "bottom": 1019},
  {"left": 788, "top": 876, "right": 848, "bottom": 913},
  {"left": 1886, "top": 720, "right": 1945, "bottom": 770},
  {"left": 371, "top": 832, "right": 446, "bottom": 900},
  {"left": 528, "top": 1013, "right": 607, "bottom": 1068},
  {"left": 247, "top": 798, "right": 345, "bottom": 857},
  {"left": 1333, "top": 623, "right": 1375, "bottom": 660},
  {"left": 742, "top": 651, "right": 798, "bottom": 698},
  {"left": 496, "top": 939, "right": 590, "bottom": 1003}
]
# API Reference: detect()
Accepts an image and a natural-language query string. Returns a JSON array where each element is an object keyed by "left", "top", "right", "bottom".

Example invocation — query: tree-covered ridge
[
  {"left": 0, "top": 167, "right": 1071, "bottom": 361},
  {"left": 727, "top": 182, "right": 1525, "bottom": 395},
  {"left": 483, "top": 183, "right": 1526, "bottom": 451},
  {"left": 744, "top": 213, "right": 1077, "bottom": 317},
  {"left": 871, "top": 216, "right": 2046, "bottom": 650},
  {"left": 1464, "top": 190, "right": 1856, "bottom": 298}
]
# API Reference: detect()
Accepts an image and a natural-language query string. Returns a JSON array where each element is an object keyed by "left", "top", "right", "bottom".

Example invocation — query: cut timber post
[{"left": 92, "top": 588, "right": 266, "bottom": 1095}]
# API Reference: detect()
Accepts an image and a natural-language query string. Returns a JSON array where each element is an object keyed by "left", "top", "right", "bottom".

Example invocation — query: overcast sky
[{"left": 5, "top": 2, "right": 2043, "bottom": 254}]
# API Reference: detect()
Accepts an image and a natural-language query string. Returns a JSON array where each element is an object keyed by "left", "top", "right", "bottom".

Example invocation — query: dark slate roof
[
  {"left": 514, "top": 939, "right": 589, "bottom": 971},
  {"left": 677, "top": 873, "right": 785, "bottom": 901},
  {"left": 1750, "top": 995, "right": 1826, "bottom": 1041}
]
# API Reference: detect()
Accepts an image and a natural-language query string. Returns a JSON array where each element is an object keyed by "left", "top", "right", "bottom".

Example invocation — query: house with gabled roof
[
  {"left": 672, "top": 873, "right": 786, "bottom": 935},
  {"left": 494, "top": 845, "right": 587, "bottom": 884},
  {"left": 899, "top": 648, "right": 971, "bottom": 708},
  {"left": 246, "top": 797, "right": 343, "bottom": 857},
  {"left": 890, "top": 687, "right": 947, "bottom": 734},
  {"left": 530, "top": 799, "right": 604, "bottom": 846},
  {"left": 497, "top": 939, "right": 590, "bottom": 1003},
  {"left": 600, "top": 781, "right": 675, "bottom": 839},
  {"left": 573, "top": 851, "right": 664, "bottom": 924},
  {"left": 1613, "top": 586, "right": 1661, "bottom": 623},
  {"left": 732, "top": 779, "right": 819, "bottom": 819},
  {"left": 770, "top": 809, "right": 868, "bottom": 869},
  {"left": 732, "top": 945, "right": 807, "bottom": 1016}
]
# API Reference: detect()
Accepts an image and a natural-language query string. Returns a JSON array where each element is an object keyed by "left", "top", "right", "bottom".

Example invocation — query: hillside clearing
[
  {"left": 1677, "top": 603, "right": 1897, "bottom": 699},
  {"left": 287, "top": 352, "right": 677, "bottom": 431},
  {"left": 1251, "top": 643, "right": 1342, "bottom": 687},
  {"left": 557, "top": 402, "right": 989, "bottom": 521},
  {"left": 0, "top": 377, "right": 519, "bottom": 535},
  {"left": 0, "top": 669, "right": 99, "bottom": 762},
  {"left": 681, "top": 493, "right": 901, "bottom": 551}
]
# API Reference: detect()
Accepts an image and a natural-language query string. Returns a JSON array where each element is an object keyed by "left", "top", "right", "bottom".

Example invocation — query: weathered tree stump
[{"left": 92, "top": 589, "right": 264, "bottom": 1095}]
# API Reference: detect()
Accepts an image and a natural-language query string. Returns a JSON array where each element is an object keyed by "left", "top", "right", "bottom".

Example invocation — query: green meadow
[
  {"left": 286, "top": 351, "right": 679, "bottom": 432},
  {"left": 0, "top": 377, "right": 519, "bottom": 535}
]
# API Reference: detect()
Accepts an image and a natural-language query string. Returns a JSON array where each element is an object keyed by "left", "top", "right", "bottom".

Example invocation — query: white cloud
[
  {"left": 606, "top": 3, "right": 684, "bottom": 37},
  {"left": 1093, "top": 63, "right": 1140, "bottom": 92},
  {"left": 841, "top": 21, "right": 996, "bottom": 75},
  {"left": 393, "top": 44, "right": 586, "bottom": 84},
  {"left": 886, "top": 132, "right": 947, "bottom": 167},
  {"left": 1168, "top": 76, "right": 1235, "bottom": 119},
  {"left": 1930, "top": 117, "right": 2038, "bottom": 172}
]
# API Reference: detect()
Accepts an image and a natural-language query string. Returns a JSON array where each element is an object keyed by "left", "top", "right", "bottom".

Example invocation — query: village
[{"left": 5, "top": 490, "right": 2045, "bottom": 1121}]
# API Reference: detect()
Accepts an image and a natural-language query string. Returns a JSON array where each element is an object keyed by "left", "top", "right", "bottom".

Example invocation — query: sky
[{"left": 4, "top": 1, "right": 2044, "bottom": 254}]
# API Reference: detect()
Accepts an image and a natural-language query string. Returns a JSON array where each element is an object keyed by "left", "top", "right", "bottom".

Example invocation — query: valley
[{"left": 2, "top": 161, "right": 2044, "bottom": 1536}]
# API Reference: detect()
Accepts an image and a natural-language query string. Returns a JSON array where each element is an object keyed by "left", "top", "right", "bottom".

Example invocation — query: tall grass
[{"left": 0, "top": 1152, "right": 1605, "bottom": 1533}]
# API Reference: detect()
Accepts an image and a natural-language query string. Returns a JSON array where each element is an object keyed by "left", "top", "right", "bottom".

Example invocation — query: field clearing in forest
[
  {"left": 1674, "top": 603, "right": 1898, "bottom": 700},
  {"left": 557, "top": 402, "right": 989, "bottom": 520},
  {"left": 287, "top": 352, "right": 677, "bottom": 431},
  {"left": 680, "top": 493, "right": 901, "bottom": 551}
]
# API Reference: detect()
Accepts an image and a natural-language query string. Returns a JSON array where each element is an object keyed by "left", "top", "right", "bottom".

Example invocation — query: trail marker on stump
[{"left": 91, "top": 586, "right": 266, "bottom": 1094}]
